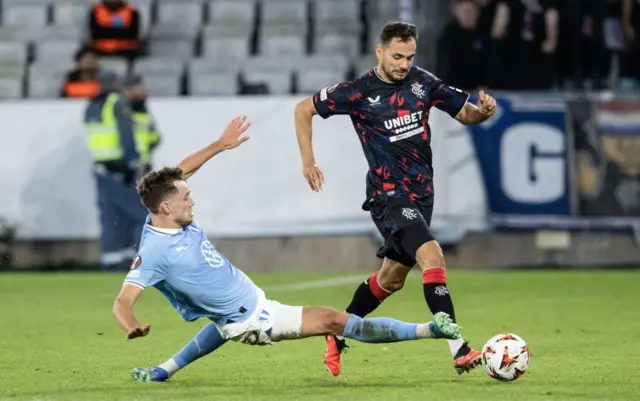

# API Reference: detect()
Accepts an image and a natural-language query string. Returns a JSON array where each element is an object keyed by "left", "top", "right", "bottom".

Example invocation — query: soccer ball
[{"left": 481, "top": 333, "right": 530, "bottom": 381}]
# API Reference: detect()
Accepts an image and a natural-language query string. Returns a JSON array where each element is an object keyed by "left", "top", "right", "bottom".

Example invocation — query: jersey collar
[
  {"left": 146, "top": 224, "right": 181, "bottom": 235},
  {"left": 373, "top": 66, "right": 402, "bottom": 85}
]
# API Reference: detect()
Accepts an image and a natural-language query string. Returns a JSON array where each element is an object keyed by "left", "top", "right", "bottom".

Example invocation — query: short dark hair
[
  {"left": 379, "top": 22, "right": 419, "bottom": 45},
  {"left": 136, "top": 167, "right": 185, "bottom": 213}
]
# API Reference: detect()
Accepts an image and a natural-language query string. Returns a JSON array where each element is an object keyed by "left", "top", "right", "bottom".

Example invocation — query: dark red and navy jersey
[{"left": 312, "top": 66, "right": 469, "bottom": 208}]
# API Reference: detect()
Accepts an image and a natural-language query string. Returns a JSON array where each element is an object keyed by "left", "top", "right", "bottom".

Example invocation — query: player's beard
[
  {"left": 176, "top": 216, "right": 193, "bottom": 227},
  {"left": 383, "top": 63, "right": 408, "bottom": 83}
]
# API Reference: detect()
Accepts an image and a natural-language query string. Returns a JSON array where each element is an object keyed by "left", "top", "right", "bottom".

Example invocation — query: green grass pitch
[{"left": 0, "top": 270, "right": 638, "bottom": 400}]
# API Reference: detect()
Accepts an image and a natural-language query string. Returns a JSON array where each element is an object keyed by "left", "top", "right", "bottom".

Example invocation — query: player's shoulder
[
  {"left": 353, "top": 68, "right": 391, "bottom": 97},
  {"left": 130, "top": 236, "right": 170, "bottom": 274},
  {"left": 409, "top": 66, "right": 440, "bottom": 84},
  {"left": 315, "top": 77, "right": 367, "bottom": 105},
  {"left": 355, "top": 67, "right": 378, "bottom": 82},
  {"left": 135, "top": 236, "right": 166, "bottom": 261},
  {"left": 186, "top": 220, "right": 203, "bottom": 234},
  {"left": 141, "top": 223, "right": 172, "bottom": 242},
  {"left": 138, "top": 224, "right": 183, "bottom": 257}
]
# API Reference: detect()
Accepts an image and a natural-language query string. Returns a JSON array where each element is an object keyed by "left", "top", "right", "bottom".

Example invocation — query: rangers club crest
[
  {"left": 402, "top": 208, "right": 418, "bottom": 220},
  {"left": 411, "top": 81, "right": 425, "bottom": 98}
]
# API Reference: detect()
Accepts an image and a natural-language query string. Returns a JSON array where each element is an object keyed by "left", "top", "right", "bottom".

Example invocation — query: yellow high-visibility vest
[
  {"left": 132, "top": 111, "right": 159, "bottom": 166},
  {"left": 85, "top": 93, "right": 123, "bottom": 162}
]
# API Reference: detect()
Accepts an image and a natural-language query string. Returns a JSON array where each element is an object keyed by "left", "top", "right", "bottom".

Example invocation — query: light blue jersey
[{"left": 124, "top": 216, "right": 260, "bottom": 324}]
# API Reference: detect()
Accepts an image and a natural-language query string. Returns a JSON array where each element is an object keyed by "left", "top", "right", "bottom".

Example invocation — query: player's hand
[
  {"left": 126, "top": 324, "right": 150, "bottom": 340},
  {"left": 477, "top": 90, "right": 496, "bottom": 117},
  {"left": 303, "top": 163, "right": 324, "bottom": 192},
  {"left": 218, "top": 115, "right": 251, "bottom": 150}
]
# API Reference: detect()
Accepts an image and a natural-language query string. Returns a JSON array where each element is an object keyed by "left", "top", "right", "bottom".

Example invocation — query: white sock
[
  {"left": 416, "top": 323, "right": 433, "bottom": 338},
  {"left": 158, "top": 358, "right": 180, "bottom": 377},
  {"left": 335, "top": 335, "right": 345, "bottom": 341},
  {"left": 447, "top": 338, "right": 465, "bottom": 357}
]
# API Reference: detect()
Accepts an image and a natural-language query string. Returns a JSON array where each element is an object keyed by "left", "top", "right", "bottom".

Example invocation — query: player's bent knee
[
  {"left": 386, "top": 280, "right": 405, "bottom": 292},
  {"left": 416, "top": 240, "right": 446, "bottom": 270},
  {"left": 378, "top": 259, "right": 410, "bottom": 292},
  {"left": 326, "top": 310, "right": 349, "bottom": 336},
  {"left": 377, "top": 275, "right": 405, "bottom": 292},
  {"left": 301, "top": 307, "right": 348, "bottom": 337}
]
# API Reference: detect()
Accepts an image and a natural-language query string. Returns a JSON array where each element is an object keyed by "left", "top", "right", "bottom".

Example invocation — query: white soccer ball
[{"left": 481, "top": 333, "right": 530, "bottom": 381}]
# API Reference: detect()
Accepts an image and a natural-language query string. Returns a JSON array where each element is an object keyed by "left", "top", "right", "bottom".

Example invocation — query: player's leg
[
  {"left": 299, "top": 307, "right": 460, "bottom": 342},
  {"left": 408, "top": 233, "right": 483, "bottom": 374},
  {"left": 344, "top": 257, "right": 410, "bottom": 317},
  {"left": 377, "top": 258, "right": 412, "bottom": 291},
  {"left": 342, "top": 200, "right": 417, "bottom": 318},
  {"left": 266, "top": 300, "right": 458, "bottom": 344},
  {"left": 325, "top": 258, "right": 411, "bottom": 374},
  {"left": 389, "top": 202, "right": 482, "bottom": 374},
  {"left": 324, "top": 203, "right": 414, "bottom": 375},
  {"left": 131, "top": 322, "right": 227, "bottom": 382}
]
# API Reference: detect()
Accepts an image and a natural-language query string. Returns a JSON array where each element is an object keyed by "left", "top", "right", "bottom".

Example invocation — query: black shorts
[{"left": 367, "top": 197, "right": 435, "bottom": 267}]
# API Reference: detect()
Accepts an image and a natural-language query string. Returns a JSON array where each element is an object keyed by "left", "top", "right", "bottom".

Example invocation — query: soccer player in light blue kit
[{"left": 112, "top": 116, "right": 462, "bottom": 382}]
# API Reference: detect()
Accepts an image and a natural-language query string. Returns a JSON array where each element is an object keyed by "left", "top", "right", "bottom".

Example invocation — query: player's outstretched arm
[
  {"left": 294, "top": 97, "right": 324, "bottom": 192},
  {"left": 113, "top": 284, "right": 151, "bottom": 341},
  {"left": 455, "top": 90, "right": 497, "bottom": 125},
  {"left": 178, "top": 115, "right": 252, "bottom": 180}
]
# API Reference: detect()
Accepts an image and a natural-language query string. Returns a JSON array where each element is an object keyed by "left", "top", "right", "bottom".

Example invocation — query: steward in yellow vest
[
  {"left": 84, "top": 70, "right": 147, "bottom": 271},
  {"left": 84, "top": 70, "right": 140, "bottom": 180},
  {"left": 123, "top": 75, "right": 161, "bottom": 173}
]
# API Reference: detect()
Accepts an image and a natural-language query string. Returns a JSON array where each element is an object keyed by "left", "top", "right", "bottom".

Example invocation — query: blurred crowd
[
  {"left": 33, "top": 0, "right": 640, "bottom": 97},
  {"left": 62, "top": 0, "right": 140, "bottom": 98},
  {"left": 436, "top": 0, "right": 640, "bottom": 91}
]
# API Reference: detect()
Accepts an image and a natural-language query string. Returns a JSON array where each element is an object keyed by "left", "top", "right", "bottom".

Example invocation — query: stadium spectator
[
  {"left": 620, "top": 0, "right": 640, "bottom": 90},
  {"left": 473, "top": 0, "right": 510, "bottom": 89},
  {"left": 557, "top": 0, "right": 607, "bottom": 90},
  {"left": 85, "top": 71, "right": 147, "bottom": 271},
  {"left": 89, "top": 0, "right": 141, "bottom": 60},
  {"left": 502, "top": 0, "right": 560, "bottom": 90},
  {"left": 61, "top": 46, "right": 101, "bottom": 99},
  {"left": 437, "top": 0, "right": 486, "bottom": 90},
  {"left": 122, "top": 75, "right": 162, "bottom": 175}
]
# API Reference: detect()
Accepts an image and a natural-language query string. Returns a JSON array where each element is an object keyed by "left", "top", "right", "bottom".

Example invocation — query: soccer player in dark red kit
[{"left": 294, "top": 22, "right": 497, "bottom": 376}]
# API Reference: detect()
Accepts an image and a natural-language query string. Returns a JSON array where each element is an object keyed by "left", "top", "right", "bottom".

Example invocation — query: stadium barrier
[
  {"left": 0, "top": 96, "right": 484, "bottom": 240},
  {"left": 0, "top": 94, "right": 638, "bottom": 270}
]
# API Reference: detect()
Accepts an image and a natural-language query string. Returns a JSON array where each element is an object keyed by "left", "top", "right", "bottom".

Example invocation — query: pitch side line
[{"left": 264, "top": 275, "right": 365, "bottom": 292}]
